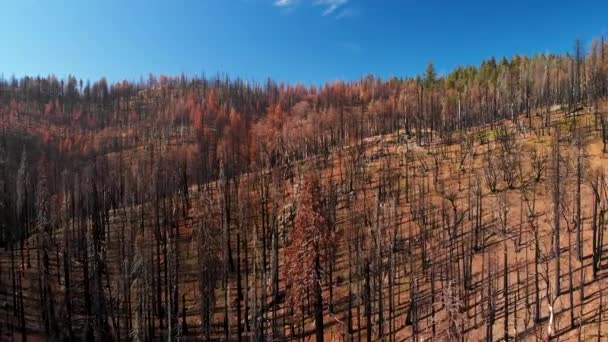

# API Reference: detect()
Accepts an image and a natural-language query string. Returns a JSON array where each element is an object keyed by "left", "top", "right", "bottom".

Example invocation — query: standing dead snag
[
  {"left": 36, "top": 160, "right": 58, "bottom": 339},
  {"left": 484, "top": 255, "right": 497, "bottom": 342},
  {"left": 442, "top": 281, "right": 464, "bottom": 341},
  {"left": 530, "top": 147, "right": 548, "bottom": 183},
  {"left": 601, "top": 114, "right": 608, "bottom": 153},
  {"left": 551, "top": 130, "right": 561, "bottom": 296},
  {"left": 522, "top": 186, "right": 543, "bottom": 324},
  {"left": 497, "top": 126, "right": 519, "bottom": 189},
  {"left": 197, "top": 214, "right": 221, "bottom": 341},
  {"left": 591, "top": 170, "right": 608, "bottom": 278},
  {"left": 540, "top": 259, "right": 558, "bottom": 339},
  {"left": 574, "top": 140, "right": 584, "bottom": 262},
  {"left": 284, "top": 175, "right": 334, "bottom": 342},
  {"left": 483, "top": 152, "right": 499, "bottom": 193}
]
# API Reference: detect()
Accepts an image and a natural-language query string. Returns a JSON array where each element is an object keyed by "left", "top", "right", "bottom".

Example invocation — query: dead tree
[
  {"left": 483, "top": 153, "right": 499, "bottom": 193},
  {"left": 551, "top": 131, "right": 561, "bottom": 296}
]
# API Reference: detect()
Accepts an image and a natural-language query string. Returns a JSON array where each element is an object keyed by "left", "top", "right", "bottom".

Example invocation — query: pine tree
[{"left": 284, "top": 175, "right": 333, "bottom": 342}]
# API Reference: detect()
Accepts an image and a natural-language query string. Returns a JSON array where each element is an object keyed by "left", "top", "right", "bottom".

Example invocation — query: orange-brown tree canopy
[{"left": 284, "top": 175, "right": 333, "bottom": 311}]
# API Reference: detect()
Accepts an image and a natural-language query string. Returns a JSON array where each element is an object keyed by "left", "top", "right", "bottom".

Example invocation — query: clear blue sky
[{"left": 1, "top": 0, "right": 607, "bottom": 85}]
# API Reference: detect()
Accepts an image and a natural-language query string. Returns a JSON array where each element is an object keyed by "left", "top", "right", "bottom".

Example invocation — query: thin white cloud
[
  {"left": 273, "top": 0, "right": 353, "bottom": 18},
  {"left": 315, "top": 0, "right": 348, "bottom": 16},
  {"left": 336, "top": 7, "right": 358, "bottom": 19},
  {"left": 274, "top": 0, "right": 296, "bottom": 7}
]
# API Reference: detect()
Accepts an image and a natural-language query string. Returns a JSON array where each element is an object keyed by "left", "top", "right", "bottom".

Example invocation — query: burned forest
[{"left": 1, "top": 36, "right": 608, "bottom": 341}]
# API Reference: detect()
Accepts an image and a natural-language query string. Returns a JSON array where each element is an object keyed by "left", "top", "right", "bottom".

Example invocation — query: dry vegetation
[{"left": 0, "top": 38, "right": 608, "bottom": 341}]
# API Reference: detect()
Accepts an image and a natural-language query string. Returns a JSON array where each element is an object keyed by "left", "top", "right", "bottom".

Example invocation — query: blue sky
[{"left": 1, "top": 0, "right": 607, "bottom": 85}]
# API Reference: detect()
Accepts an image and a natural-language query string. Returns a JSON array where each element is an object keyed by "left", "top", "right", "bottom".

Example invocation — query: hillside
[
  {"left": 0, "top": 44, "right": 607, "bottom": 341},
  {"left": 1, "top": 98, "right": 608, "bottom": 341}
]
